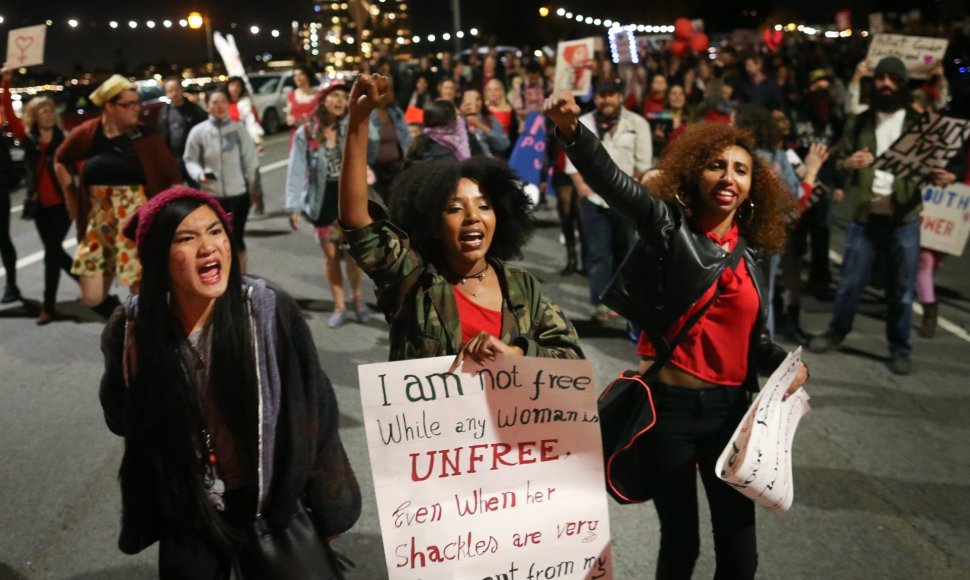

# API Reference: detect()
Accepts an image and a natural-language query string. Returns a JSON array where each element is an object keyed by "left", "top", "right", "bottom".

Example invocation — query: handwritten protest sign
[
  {"left": 920, "top": 183, "right": 970, "bottom": 256},
  {"left": 865, "top": 33, "right": 948, "bottom": 80},
  {"left": 554, "top": 38, "right": 595, "bottom": 96},
  {"left": 508, "top": 111, "right": 546, "bottom": 186},
  {"left": 715, "top": 348, "right": 810, "bottom": 512},
  {"left": 872, "top": 111, "right": 970, "bottom": 186},
  {"left": 359, "top": 355, "right": 612, "bottom": 580},
  {"left": 5, "top": 25, "right": 47, "bottom": 68}
]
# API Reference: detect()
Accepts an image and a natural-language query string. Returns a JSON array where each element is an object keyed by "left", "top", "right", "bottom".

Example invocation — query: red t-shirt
[
  {"left": 454, "top": 288, "right": 502, "bottom": 345},
  {"left": 637, "top": 225, "right": 759, "bottom": 386}
]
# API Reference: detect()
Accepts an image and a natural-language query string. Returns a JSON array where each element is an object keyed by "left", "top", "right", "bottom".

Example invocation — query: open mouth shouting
[
  {"left": 198, "top": 258, "right": 223, "bottom": 286},
  {"left": 459, "top": 229, "right": 486, "bottom": 251}
]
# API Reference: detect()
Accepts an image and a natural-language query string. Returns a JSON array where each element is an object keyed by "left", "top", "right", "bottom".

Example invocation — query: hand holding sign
[{"left": 5, "top": 25, "right": 47, "bottom": 68}]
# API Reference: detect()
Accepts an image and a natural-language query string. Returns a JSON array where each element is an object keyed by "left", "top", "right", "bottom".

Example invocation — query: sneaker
[
  {"left": 1, "top": 285, "right": 22, "bottom": 304},
  {"left": 889, "top": 353, "right": 911, "bottom": 376},
  {"left": 328, "top": 308, "right": 348, "bottom": 328},
  {"left": 590, "top": 304, "right": 610, "bottom": 324},
  {"left": 354, "top": 297, "right": 371, "bottom": 323},
  {"left": 808, "top": 330, "right": 843, "bottom": 353}
]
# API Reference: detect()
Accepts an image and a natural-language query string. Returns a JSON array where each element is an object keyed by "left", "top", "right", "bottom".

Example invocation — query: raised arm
[
  {"left": 339, "top": 74, "right": 385, "bottom": 229},
  {"left": 544, "top": 92, "right": 667, "bottom": 228}
]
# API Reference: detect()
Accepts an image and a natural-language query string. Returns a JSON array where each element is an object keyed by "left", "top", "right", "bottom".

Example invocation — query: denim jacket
[{"left": 285, "top": 119, "right": 347, "bottom": 220}]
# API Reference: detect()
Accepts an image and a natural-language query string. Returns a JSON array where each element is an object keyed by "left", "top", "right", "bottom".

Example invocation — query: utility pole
[{"left": 451, "top": 0, "right": 462, "bottom": 54}]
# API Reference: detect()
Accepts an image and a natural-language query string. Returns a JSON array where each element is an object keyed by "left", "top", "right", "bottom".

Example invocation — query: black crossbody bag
[{"left": 597, "top": 239, "right": 746, "bottom": 504}]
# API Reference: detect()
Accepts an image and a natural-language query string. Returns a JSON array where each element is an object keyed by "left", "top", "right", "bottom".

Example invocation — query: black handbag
[
  {"left": 233, "top": 497, "right": 354, "bottom": 580},
  {"left": 597, "top": 240, "right": 745, "bottom": 505}
]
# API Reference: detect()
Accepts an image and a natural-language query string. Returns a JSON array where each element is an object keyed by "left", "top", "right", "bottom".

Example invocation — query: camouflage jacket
[{"left": 343, "top": 214, "right": 584, "bottom": 361}]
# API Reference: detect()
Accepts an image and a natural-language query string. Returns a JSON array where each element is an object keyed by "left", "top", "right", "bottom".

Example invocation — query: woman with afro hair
[
  {"left": 338, "top": 74, "right": 583, "bottom": 362},
  {"left": 545, "top": 92, "right": 809, "bottom": 579}
]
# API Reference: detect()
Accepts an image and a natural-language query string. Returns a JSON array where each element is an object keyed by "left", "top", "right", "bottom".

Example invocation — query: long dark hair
[{"left": 120, "top": 197, "right": 257, "bottom": 548}]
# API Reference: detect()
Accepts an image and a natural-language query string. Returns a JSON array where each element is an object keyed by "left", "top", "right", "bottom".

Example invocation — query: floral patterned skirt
[{"left": 71, "top": 184, "right": 146, "bottom": 286}]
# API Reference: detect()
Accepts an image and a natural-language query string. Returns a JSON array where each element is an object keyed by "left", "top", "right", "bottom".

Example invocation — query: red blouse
[
  {"left": 454, "top": 288, "right": 502, "bottom": 346},
  {"left": 637, "top": 225, "right": 759, "bottom": 386}
]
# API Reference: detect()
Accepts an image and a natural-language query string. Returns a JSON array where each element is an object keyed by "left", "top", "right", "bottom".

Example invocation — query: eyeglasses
[{"left": 113, "top": 100, "right": 142, "bottom": 109}]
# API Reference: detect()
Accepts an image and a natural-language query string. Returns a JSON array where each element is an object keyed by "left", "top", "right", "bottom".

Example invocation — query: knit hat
[
  {"left": 123, "top": 187, "right": 233, "bottom": 258},
  {"left": 89, "top": 74, "right": 136, "bottom": 106},
  {"left": 874, "top": 56, "right": 908, "bottom": 84}
]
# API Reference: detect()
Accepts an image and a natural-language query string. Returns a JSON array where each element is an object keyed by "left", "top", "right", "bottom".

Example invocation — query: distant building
[{"left": 303, "top": 0, "right": 412, "bottom": 69}]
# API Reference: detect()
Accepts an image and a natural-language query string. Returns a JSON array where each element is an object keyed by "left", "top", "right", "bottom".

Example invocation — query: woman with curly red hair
[{"left": 545, "top": 93, "right": 808, "bottom": 579}]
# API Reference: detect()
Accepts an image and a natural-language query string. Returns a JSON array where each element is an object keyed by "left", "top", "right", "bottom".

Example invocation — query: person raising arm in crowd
[
  {"left": 545, "top": 91, "right": 808, "bottom": 580},
  {"left": 339, "top": 74, "right": 583, "bottom": 362}
]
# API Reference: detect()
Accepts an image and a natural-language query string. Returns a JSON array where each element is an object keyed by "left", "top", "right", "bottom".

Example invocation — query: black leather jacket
[
  {"left": 562, "top": 123, "right": 787, "bottom": 390},
  {"left": 24, "top": 127, "right": 66, "bottom": 200}
]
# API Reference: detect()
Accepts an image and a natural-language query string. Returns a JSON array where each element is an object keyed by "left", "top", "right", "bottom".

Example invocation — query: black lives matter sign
[{"left": 874, "top": 112, "right": 970, "bottom": 186}]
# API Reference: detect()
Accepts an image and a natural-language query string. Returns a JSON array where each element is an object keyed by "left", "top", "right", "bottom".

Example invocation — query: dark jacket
[
  {"left": 156, "top": 100, "right": 207, "bottom": 158},
  {"left": 343, "top": 206, "right": 584, "bottom": 361},
  {"left": 24, "top": 127, "right": 67, "bottom": 201},
  {"left": 100, "top": 282, "right": 361, "bottom": 554},
  {"left": 562, "top": 123, "right": 787, "bottom": 390}
]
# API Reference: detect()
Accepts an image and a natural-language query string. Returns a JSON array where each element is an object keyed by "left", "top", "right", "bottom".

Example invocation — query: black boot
[
  {"left": 560, "top": 249, "right": 578, "bottom": 276},
  {"left": 782, "top": 305, "right": 811, "bottom": 345},
  {"left": 91, "top": 294, "right": 121, "bottom": 319},
  {"left": 1, "top": 284, "right": 22, "bottom": 304},
  {"left": 918, "top": 302, "right": 938, "bottom": 338}
]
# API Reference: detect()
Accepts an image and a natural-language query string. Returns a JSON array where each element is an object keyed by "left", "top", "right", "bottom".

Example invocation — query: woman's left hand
[
  {"left": 783, "top": 362, "right": 809, "bottom": 401},
  {"left": 449, "top": 332, "right": 524, "bottom": 371}
]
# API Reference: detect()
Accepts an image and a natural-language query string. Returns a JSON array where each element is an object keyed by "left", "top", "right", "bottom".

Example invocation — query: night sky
[{"left": 1, "top": 1, "right": 958, "bottom": 76}]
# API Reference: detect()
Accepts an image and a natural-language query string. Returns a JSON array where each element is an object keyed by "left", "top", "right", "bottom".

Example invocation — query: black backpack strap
[{"left": 642, "top": 236, "right": 746, "bottom": 381}]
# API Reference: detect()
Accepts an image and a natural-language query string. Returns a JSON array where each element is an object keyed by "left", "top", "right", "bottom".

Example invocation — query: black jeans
[
  {"left": 642, "top": 382, "right": 756, "bottom": 580},
  {"left": 215, "top": 193, "right": 250, "bottom": 251},
  {"left": 34, "top": 203, "right": 77, "bottom": 309},
  {"left": 0, "top": 189, "right": 17, "bottom": 287}
]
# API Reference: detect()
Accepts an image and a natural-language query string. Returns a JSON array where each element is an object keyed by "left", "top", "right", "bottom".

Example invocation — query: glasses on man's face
[{"left": 113, "top": 99, "right": 142, "bottom": 110}]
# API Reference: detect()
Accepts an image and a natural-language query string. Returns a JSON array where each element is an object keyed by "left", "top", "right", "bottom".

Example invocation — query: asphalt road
[{"left": 1, "top": 132, "right": 968, "bottom": 579}]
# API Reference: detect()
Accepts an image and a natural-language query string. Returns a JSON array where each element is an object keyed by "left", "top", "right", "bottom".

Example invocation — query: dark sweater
[{"left": 99, "top": 283, "right": 361, "bottom": 554}]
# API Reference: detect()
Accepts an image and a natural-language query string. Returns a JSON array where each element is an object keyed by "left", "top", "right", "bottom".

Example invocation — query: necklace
[{"left": 457, "top": 264, "right": 489, "bottom": 298}]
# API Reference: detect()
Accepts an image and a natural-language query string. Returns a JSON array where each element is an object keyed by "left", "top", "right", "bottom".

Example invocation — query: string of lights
[
  {"left": 0, "top": 16, "right": 285, "bottom": 38},
  {"left": 547, "top": 6, "right": 674, "bottom": 34}
]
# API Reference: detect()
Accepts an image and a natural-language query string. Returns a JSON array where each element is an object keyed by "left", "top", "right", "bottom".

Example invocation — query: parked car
[
  {"left": 246, "top": 70, "right": 294, "bottom": 135},
  {"left": 236, "top": 70, "right": 341, "bottom": 135}
]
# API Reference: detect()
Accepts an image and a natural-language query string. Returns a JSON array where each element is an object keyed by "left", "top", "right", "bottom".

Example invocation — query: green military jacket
[
  {"left": 836, "top": 107, "right": 923, "bottom": 224},
  {"left": 343, "top": 216, "right": 584, "bottom": 361}
]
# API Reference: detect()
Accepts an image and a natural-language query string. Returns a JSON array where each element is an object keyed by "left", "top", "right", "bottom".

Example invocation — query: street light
[
  {"left": 539, "top": 7, "right": 549, "bottom": 18},
  {"left": 187, "top": 12, "right": 215, "bottom": 73}
]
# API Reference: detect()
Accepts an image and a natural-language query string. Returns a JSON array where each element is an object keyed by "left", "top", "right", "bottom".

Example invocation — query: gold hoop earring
[{"left": 674, "top": 192, "right": 693, "bottom": 217}]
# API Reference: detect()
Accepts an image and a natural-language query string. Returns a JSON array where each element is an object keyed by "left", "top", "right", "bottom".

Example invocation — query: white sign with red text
[
  {"left": 359, "top": 355, "right": 612, "bottom": 580},
  {"left": 5, "top": 24, "right": 46, "bottom": 68},
  {"left": 920, "top": 183, "right": 970, "bottom": 256}
]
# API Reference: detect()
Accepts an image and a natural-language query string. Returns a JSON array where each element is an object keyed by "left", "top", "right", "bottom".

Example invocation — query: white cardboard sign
[
  {"left": 5, "top": 24, "right": 46, "bottom": 68},
  {"left": 920, "top": 183, "right": 970, "bottom": 256},
  {"left": 358, "top": 355, "right": 613, "bottom": 579},
  {"left": 865, "top": 33, "right": 948, "bottom": 80}
]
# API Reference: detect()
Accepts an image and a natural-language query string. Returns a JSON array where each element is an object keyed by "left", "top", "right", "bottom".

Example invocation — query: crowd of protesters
[{"left": 1, "top": 16, "right": 969, "bottom": 580}]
